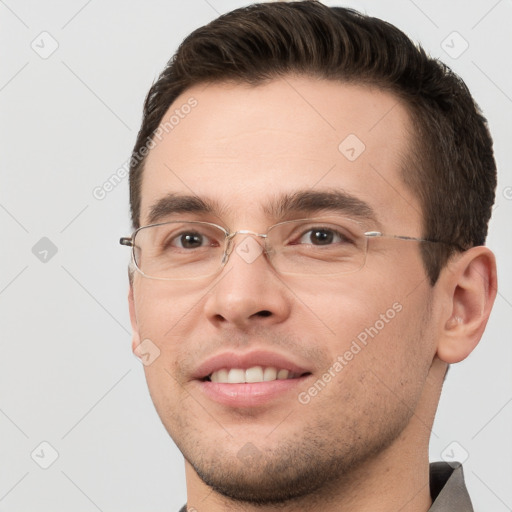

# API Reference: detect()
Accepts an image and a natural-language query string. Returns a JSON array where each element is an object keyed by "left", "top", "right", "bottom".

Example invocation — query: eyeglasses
[{"left": 119, "top": 216, "right": 452, "bottom": 281}]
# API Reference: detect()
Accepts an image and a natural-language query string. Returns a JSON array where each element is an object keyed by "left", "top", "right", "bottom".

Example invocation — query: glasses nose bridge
[{"left": 223, "top": 229, "right": 269, "bottom": 265}]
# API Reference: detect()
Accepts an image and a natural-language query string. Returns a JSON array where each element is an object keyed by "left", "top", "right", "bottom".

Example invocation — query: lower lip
[{"left": 196, "top": 376, "right": 310, "bottom": 407}]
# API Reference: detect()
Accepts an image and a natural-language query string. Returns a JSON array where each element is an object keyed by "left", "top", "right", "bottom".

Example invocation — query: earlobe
[
  {"left": 128, "top": 285, "right": 141, "bottom": 354},
  {"left": 436, "top": 246, "right": 497, "bottom": 364}
]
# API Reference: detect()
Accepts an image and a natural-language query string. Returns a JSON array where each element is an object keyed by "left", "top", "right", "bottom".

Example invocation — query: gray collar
[{"left": 429, "top": 462, "right": 473, "bottom": 511}]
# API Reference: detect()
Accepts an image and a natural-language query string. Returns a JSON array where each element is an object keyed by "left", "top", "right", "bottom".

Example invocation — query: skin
[{"left": 128, "top": 77, "right": 497, "bottom": 511}]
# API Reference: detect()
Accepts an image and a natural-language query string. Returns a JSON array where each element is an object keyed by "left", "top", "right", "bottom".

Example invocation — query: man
[{"left": 121, "top": 2, "right": 497, "bottom": 510}]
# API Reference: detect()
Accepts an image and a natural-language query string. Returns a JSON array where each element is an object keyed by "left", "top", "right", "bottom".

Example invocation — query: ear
[
  {"left": 128, "top": 284, "right": 141, "bottom": 354},
  {"left": 436, "top": 246, "right": 497, "bottom": 363}
]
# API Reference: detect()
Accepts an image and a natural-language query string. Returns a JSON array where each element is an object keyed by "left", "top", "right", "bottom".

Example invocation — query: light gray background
[{"left": 1, "top": 1, "right": 510, "bottom": 511}]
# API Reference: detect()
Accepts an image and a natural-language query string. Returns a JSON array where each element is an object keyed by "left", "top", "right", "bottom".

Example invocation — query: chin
[
  {"left": 188, "top": 451, "right": 330, "bottom": 505},
  {"left": 179, "top": 429, "right": 371, "bottom": 505}
]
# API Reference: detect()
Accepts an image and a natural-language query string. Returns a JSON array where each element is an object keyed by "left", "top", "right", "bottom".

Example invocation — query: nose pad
[
  {"left": 220, "top": 243, "right": 230, "bottom": 266},
  {"left": 221, "top": 235, "right": 237, "bottom": 266}
]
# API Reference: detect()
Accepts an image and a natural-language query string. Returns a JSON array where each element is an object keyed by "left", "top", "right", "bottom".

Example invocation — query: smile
[{"left": 207, "top": 366, "right": 304, "bottom": 383}]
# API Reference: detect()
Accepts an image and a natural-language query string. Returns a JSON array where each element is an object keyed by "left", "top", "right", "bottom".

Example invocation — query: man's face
[{"left": 129, "top": 78, "right": 440, "bottom": 502}]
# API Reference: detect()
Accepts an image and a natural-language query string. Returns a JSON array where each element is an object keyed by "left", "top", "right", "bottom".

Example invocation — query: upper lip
[{"left": 192, "top": 350, "right": 312, "bottom": 380}]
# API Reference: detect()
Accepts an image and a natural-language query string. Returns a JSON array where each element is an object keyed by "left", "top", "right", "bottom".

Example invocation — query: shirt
[
  {"left": 429, "top": 462, "right": 473, "bottom": 511},
  {"left": 179, "top": 461, "right": 473, "bottom": 511}
]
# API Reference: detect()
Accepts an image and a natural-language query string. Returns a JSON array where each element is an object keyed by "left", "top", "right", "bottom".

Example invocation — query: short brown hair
[{"left": 128, "top": 1, "right": 496, "bottom": 284}]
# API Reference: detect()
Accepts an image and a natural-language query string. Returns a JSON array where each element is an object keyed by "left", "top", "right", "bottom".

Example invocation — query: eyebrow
[
  {"left": 147, "top": 194, "right": 222, "bottom": 225},
  {"left": 146, "top": 189, "right": 378, "bottom": 227},
  {"left": 263, "top": 189, "right": 377, "bottom": 225}
]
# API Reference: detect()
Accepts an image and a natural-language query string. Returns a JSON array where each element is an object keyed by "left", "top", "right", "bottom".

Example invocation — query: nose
[{"left": 203, "top": 233, "right": 292, "bottom": 331}]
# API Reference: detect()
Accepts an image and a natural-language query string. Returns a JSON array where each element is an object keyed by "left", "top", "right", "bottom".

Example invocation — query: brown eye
[
  {"left": 296, "top": 228, "right": 352, "bottom": 246},
  {"left": 174, "top": 232, "right": 206, "bottom": 249}
]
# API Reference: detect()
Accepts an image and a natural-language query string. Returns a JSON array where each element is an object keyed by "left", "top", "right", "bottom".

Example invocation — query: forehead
[{"left": 140, "top": 77, "right": 422, "bottom": 232}]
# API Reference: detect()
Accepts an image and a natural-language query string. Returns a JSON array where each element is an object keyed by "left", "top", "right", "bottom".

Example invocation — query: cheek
[
  {"left": 307, "top": 294, "right": 433, "bottom": 432},
  {"left": 133, "top": 278, "right": 200, "bottom": 341},
  {"left": 132, "top": 280, "right": 196, "bottom": 397},
  {"left": 304, "top": 270, "right": 433, "bottom": 379},
  {"left": 296, "top": 273, "right": 404, "bottom": 342}
]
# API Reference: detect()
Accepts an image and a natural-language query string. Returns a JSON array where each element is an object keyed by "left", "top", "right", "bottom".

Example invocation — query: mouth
[
  {"left": 203, "top": 366, "right": 309, "bottom": 384},
  {"left": 193, "top": 351, "right": 313, "bottom": 407}
]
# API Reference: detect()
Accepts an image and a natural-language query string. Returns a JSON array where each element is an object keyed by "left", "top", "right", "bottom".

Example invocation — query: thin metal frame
[{"left": 120, "top": 218, "right": 460, "bottom": 281}]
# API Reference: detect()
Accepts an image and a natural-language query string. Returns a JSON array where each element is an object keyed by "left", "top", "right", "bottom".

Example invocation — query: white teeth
[
  {"left": 209, "top": 366, "right": 298, "bottom": 384},
  {"left": 277, "top": 369, "right": 289, "bottom": 380},
  {"left": 245, "top": 366, "right": 264, "bottom": 383},
  {"left": 211, "top": 368, "right": 228, "bottom": 383},
  {"left": 227, "top": 368, "right": 245, "bottom": 384},
  {"left": 263, "top": 367, "right": 277, "bottom": 381}
]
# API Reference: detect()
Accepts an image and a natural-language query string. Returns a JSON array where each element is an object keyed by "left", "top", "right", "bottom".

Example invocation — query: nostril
[{"left": 257, "top": 310, "right": 272, "bottom": 317}]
